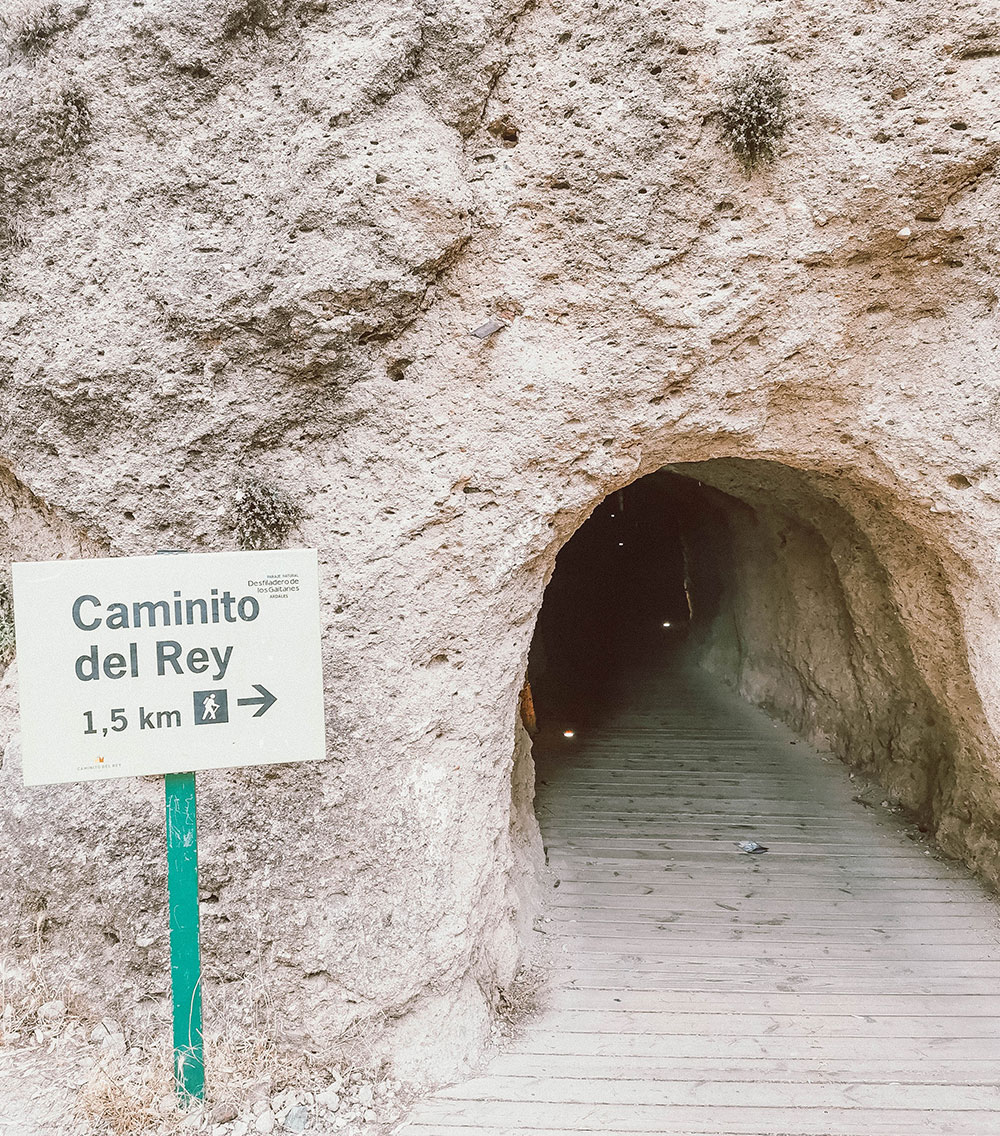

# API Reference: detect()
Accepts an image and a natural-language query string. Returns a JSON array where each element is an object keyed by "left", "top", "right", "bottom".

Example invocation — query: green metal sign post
[
  {"left": 157, "top": 550, "right": 205, "bottom": 1103},
  {"left": 165, "top": 770, "right": 205, "bottom": 1102}
]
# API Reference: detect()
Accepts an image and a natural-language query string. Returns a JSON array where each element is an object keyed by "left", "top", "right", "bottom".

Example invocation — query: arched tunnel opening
[
  {"left": 426, "top": 459, "right": 1000, "bottom": 1132},
  {"left": 523, "top": 458, "right": 985, "bottom": 858},
  {"left": 527, "top": 474, "right": 693, "bottom": 731},
  {"left": 409, "top": 457, "right": 1000, "bottom": 1126}
]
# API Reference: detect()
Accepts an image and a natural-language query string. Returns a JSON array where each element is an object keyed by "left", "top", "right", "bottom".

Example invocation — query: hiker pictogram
[{"left": 193, "top": 689, "right": 228, "bottom": 725}]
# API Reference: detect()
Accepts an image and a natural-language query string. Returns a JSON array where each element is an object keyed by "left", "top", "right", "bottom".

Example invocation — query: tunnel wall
[{"left": 673, "top": 460, "right": 1000, "bottom": 877}]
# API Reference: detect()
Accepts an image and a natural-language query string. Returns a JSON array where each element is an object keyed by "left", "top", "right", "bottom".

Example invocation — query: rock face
[{"left": 1, "top": 0, "right": 1000, "bottom": 1082}]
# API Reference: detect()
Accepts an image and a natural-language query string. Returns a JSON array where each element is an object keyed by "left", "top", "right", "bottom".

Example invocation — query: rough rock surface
[{"left": 1, "top": 0, "right": 1000, "bottom": 1085}]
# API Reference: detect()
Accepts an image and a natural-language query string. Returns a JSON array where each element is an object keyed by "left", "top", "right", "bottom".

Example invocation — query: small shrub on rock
[
  {"left": 231, "top": 478, "right": 303, "bottom": 550},
  {"left": 0, "top": 577, "right": 15, "bottom": 668},
  {"left": 5, "top": 1, "right": 65, "bottom": 55},
  {"left": 719, "top": 60, "right": 789, "bottom": 176},
  {"left": 0, "top": 214, "right": 29, "bottom": 250},
  {"left": 0, "top": 78, "right": 92, "bottom": 207},
  {"left": 223, "top": 0, "right": 284, "bottom": 38},
  {"left": 37, "top": 82, "right": 91, "bottom": 156}
]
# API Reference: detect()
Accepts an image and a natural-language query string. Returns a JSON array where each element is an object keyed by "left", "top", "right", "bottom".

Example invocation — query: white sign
[{"left": 12, "top": 549, "right": 326, "bottom": 786}]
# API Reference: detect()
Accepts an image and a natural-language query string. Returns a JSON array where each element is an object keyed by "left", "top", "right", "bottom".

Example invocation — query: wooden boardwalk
[{"left": 403, "top": 658, "right": 1000, "bottom": 1135}]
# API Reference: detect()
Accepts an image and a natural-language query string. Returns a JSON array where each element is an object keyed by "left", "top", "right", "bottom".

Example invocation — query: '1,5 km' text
[{"left": 83, "top": 707, "right": 181, "bottom": 735}]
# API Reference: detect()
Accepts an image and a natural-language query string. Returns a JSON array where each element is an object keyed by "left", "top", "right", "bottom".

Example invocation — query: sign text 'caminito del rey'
[{"left": 12, "top": 549, "right": 326, "bottom": 785}]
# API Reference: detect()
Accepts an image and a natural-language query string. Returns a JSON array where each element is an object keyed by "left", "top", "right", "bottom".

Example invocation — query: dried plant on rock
[
  {"left": 0, "top": 77, "right": 91, "bottom": 207},
  {"left": 494, "top": 965, "right": 547, "bottom": 1038},
  {"left": 4, "top": 1, "right": 65, "bottom": 55},
  {"left": 0, "top": 576, "right": 14, "bottom": 669},
  {"left": 223, "top": 0, "right": 285, "bottom": 38},
  {"left": 37, "top": 82, "right": 91, "bottom": 156},
  {"left": 719, "top": 60, "right": 789, "bottom": 176},
  {"left": 230, "top": 478, "right": 303, "bottom": 550},
  {"left": 0, "top": 213, "right": 29, "bottom": 250}
]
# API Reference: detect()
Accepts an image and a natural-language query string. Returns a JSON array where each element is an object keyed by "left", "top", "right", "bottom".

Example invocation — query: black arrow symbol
[{"left": 237, "top": 684, "right": 277, "bottom": 717}]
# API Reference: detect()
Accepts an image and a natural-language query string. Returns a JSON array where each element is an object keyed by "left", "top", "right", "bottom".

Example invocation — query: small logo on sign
[{"left": 193, "top": 689, "right": 229, "bottom": 725}]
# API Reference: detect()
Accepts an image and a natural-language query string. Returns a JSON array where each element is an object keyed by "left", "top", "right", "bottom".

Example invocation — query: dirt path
[{"left": 403, "top": 661, "right": 1000, "bottom": 1135}]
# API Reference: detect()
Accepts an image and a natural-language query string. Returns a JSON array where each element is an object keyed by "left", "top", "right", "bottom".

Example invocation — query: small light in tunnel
[
  {"left": 617, "top": 542, "right": 624, "bottom": 547},
  {"left": 662, "top": 621, "right": 672, "bottom": 628},
  {"left": 563, "top": 730, "right": 575, "bottom": 738}
]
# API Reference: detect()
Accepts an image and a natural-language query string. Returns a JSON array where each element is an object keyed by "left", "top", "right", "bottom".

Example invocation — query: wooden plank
[
  {"left": 546, "top": 849, "right": 932, "bottom": 862},
  {"left": 405, "top": 1100, "right": 1000, "bottom": 1134},
  {"left": 547, "top": 971, "right": 1000, "bottom": 994},
  {"left": 485, "top": 1052, "right": 1000, "bottom": 1084},
  {"left": 504, "top": 1032, "right": 1000, "bottom": 1059},
  {"left": 516, "top": 1009, "right": 1000, "bottom": 1037},
  {"left": 435, "top": 1076, "right": 1000, "bottom": 1109},
  {"left": 541, "top": 823, "right": 929, "bottom": 839},
  {"left": 548, "top": 840, "right": 930, "bottom": 856},
  {"left": 545, "top": 891, "right": 985, "bottom": 908},
  {"left": 540, "top": 798, "right": 873, "bottom": 812},
  {"left": 548, "top": 908, "right": 996, "bottom": 926},
  {"left": 547, "top": 883, "right": 987, "bottom": 898},
  {"left": 544, "top": 989, "right": 1000, "bottom": 1015},
  {"left": 548, "top": 955, "right": 1000, "bottom": 978},
  {"left": 546, "top": 899, "right": 996, "bottom": 921},
  {"left": 552, "top": 938, "right": 1000, "bottom": 959},
  {"left": 548, "top": 913, "right": 1000, "bottom": 934},
  {"left": 539, "top": 821, "right": 905, "bottom": 835},
  {"left": 541, "top": 782, "right": 844, "bottom": 790},
  {"left": 546, "top": 873, "right": 982, "bottom": 890},
  {"left": 546, "top": 860, "right": 971, "bottom": 879},
  {"left": 548, "top": 928, "right": 1000, "bottom": 946},
  {"left": 538, "top": 785, "right": 854, "bottom": 797},
  {"left": 403, "top": 1127, "right": 983, "bottom": 1136},
  {"left": 546, "top": 845, "right": 945, "bottom": 861}
]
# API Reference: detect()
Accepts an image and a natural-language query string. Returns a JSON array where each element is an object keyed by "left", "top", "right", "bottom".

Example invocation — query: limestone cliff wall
[{"left": 1, "top": 0, "right": 999, "bottom": 1081}]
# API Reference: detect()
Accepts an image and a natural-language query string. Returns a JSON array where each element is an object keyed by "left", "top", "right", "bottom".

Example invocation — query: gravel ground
[{"left": 0, "top": 1027, "right": 417, "bottom": 1136}]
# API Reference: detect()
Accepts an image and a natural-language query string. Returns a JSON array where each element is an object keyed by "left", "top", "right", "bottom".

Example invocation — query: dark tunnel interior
[{"left": 527, "top": 473, "right": 695, "bottom": 729}]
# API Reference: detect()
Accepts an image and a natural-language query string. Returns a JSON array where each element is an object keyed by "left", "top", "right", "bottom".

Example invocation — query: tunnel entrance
[
  {"left": 527, "top": 475, "right": 691, "bottom": 732},
  {"left": 523, "top": 459, "right": 979, "bottom": 849},
  {"left": 411, "top": 461, "right": 1000, "bottom": 1133}
]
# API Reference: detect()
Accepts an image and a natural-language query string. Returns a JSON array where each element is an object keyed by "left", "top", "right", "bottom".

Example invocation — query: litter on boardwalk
[{"left": 736, "top": 840, "right": 769, "bottom": 854}]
